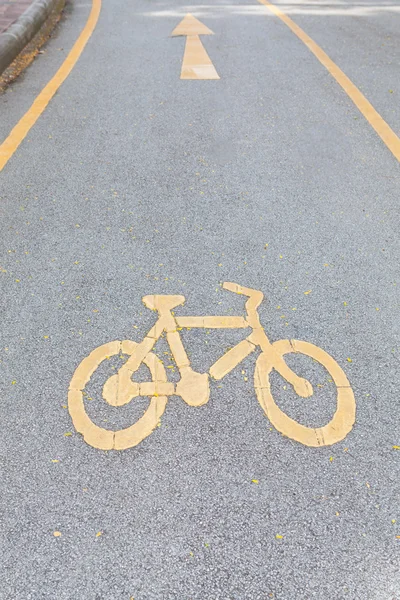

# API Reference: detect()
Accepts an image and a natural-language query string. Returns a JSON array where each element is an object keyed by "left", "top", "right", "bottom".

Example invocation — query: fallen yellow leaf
[
  {"left": 96, "top": 531, "right": 102, "bottom": 537},
  {"left": 275, "top": 534, "right": 283, "bottom": 540},
  {"left": 304, "top": 290, "right": 311, "bottom": 295},
  {"left": 251, "top": 479, "right": 259, "bottom": 484},
  {"left": 64, "top": 432, "right": 72, "bottom": 437},
  {"left": 393, "top": 446, "right": 400, "bottom": 450},
  {"left": 53, "top": 531, "right": 62, "bottom": 537}
]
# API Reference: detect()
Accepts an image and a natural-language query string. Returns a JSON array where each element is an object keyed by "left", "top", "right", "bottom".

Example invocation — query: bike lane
[{"left": 1, "top": 0, "right": 399, "bottom": 597}]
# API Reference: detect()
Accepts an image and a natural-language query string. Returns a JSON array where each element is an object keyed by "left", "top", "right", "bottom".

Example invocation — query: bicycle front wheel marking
[
  {"left": 68, "top": 340, "right": 167, "bottom": 451},
  {"left": 254, "top": 339, "right": 356, "bottom": 447}
]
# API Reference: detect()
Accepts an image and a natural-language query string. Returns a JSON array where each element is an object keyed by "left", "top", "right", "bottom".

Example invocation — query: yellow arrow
[{"left": 171, "top": 14, "right": 220, "bottom": 80}]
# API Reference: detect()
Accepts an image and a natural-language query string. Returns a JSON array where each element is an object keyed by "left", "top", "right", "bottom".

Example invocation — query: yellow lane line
[
  {"left": 258, "top": 0, "right": 400, "bottom": 163},
  {"left": 0, "top": 0, "right": 101, "bottom": 172}
]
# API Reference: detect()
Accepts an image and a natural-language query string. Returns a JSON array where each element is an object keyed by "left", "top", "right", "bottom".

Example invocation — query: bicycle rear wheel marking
[
  {"left": 68, "top": 340, "right": 167, "bottom": 450},
  {"left": 255, "top": 339, "right": 356, "bottom": 447}
]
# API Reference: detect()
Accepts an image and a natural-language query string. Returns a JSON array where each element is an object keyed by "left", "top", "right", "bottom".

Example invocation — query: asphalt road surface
[{"left": 1, "top": 0, "right": 400, "bottom": 598}]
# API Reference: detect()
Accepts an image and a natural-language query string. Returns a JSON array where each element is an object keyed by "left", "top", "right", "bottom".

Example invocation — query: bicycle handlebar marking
[{"left": 68, "top": 282, "right": 356, "bottom": 451}]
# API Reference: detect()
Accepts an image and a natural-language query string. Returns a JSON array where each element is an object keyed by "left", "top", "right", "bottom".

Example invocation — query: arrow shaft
[{"left": 181, "top": 35, "right": 219, "bottom": 80}]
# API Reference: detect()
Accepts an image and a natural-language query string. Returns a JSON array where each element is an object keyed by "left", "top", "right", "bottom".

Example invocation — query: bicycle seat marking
[{"left": 68, "top": 282, "right": 356, "bottom": 451}]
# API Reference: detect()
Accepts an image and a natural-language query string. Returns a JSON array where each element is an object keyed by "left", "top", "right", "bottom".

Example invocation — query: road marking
[
  {"left": 171, "top": 14, "right": 220, "bottom": 80},
  {"left": 257, "top": 0, "right": 400, "bottom": 163},
  {"left": 171, "top": 13, "right": 214, "bottom": 37},
  {"left": 0, "top": 0, "right": 101, "bottom": 172},
  {"left": 68, "top": 282, "right": 355, "bottom": 450}
]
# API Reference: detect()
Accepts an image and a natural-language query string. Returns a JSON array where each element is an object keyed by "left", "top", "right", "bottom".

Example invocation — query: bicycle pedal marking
[{"left": 68, "top": 282, "right": 356, "bottom": 451}]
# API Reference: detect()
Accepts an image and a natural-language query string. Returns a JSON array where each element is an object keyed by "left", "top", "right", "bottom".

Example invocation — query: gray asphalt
[{"left": 1, "top": 0, "right": 400, "bottom": 598}]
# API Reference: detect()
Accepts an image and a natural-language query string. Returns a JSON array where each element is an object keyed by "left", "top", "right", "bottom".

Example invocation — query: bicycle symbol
[{"left": 68, "top": 282, "right": 356, "bottom": 450}]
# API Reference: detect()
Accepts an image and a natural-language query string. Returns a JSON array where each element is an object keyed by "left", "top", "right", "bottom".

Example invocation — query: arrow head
[{"left": 171, "top": 13, "right": 214, "bottom": 37}]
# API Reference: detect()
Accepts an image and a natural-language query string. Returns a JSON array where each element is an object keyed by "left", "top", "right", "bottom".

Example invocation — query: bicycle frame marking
[{"left": 68, "top": 282, "right": 356, "bottom": 451}]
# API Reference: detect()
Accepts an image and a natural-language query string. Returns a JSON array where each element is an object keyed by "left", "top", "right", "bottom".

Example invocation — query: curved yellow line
[
  {"left": 0, "top": 0, "right": 101, "bottom": 172},
  {"left": 258, "top": 0, "right": 400, "bottom": 163}
]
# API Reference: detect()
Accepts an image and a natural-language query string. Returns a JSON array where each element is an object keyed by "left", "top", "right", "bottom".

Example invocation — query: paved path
[
  {"left": 1, "top": 0, "right": 400, "bottom": 598},
  {"left": 0, "top": 0, "right": 32, "bottom": 34}
]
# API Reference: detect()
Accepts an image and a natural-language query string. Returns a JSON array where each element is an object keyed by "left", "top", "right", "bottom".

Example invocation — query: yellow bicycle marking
[{"left": 68, "top": 282, "right": 356, "bottom": 450}]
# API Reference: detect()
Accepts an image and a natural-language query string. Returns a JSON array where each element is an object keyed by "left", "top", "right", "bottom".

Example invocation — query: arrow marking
[
  {"left": 171, "top": 13, "right": 214, "bottom": 37},
  {"left": 180, "top": 35, "right": 220, "bottom": 80},
  {"left": 171, "top": 14, "right": 220, "bottom": 80}
]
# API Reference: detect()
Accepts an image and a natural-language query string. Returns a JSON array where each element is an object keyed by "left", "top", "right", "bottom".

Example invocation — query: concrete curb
[{"left": 0, "top": 0, "right": 60, "bottom": 75}]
